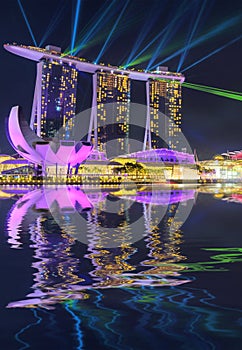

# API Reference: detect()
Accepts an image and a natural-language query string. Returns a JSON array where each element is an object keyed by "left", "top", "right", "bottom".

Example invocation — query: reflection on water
[
  {"left": 2, "top": 184, "right": 242, "bottom": 349},
  {"left": 6, "top": 185, "right": 195, "bottom": 308}
]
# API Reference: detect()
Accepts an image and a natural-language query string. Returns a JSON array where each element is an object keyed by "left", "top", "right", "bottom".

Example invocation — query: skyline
[
  {"left": 5, "top": 43, "right": 186, "bottom": 157},
  {"left": 1, "top": 0, "right": 242, "bottom": 159}
]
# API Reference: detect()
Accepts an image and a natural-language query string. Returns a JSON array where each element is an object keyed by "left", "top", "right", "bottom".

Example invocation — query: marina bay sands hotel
[{"left": 4, "top": 43, "right": 185, "bottom": 157}]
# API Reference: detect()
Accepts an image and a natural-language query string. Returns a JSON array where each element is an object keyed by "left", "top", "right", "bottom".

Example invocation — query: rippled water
[{"left": 1, "top": 184, "right": 242, "bottom": 349}]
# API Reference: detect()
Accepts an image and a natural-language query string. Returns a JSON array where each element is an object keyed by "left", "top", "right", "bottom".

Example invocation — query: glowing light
[
  {"left": 94, "top": 290, "right": 123, "bottom": 349},
  {"left": 15, "top": 309, "right": 42, "bottom": 349},
  {"left": 182, "top": 34, "right": 242, "bottom": 72},
  {"left": 185, "top": 83, "right": 242, "bottom": 96},
  {"left": 69, "top": 0, "right": 116, "bottom": 56},
  {"left": 146, "top": 0, "right": 190, "bottom": 71},
  {"left": 124, "top": 53, "right": 151, "bottom": 68},
  {"left": 183, "top": 82, "right": 242, "bottom": 101},
  {"left": 124, "top": 31, "right": 165, "bottom": 68},
  {"left": 149, "top": 14, "right": 242, "bottom": 70},
  {"left": 125, "top": 2, "right": 191, "bottom": 68},
  {"left": 39, "top": 2, "right": 66, "bottom": 47},
  {"left": 64, "top": 301, "right": 83, "bottom": 350},
  {"left": 179, "top": 247, "right": 242, "bottom": 272},
  {"left": 71, "top": 0, "right": 82, "bottom": 55},
  {"left": 95, "top": 0, "right": 129, "bottom": 64},
  {"left": 177, "top": 0, "right": 207, "bottom": 72},
  {"left": 63, "top": 31, "right": 109, "bottom": 57},
  {"left": 125, "top": 38, "right": 194, "bottom": 68},
  {"left": 205, "top": 247, "right": 242, "bottom": 263},
  {"left": 124, "top": 2, "right": 163, "bottom": 68},
  {"left": 17, "top": 0, "right": 38, "bottom": 47}
]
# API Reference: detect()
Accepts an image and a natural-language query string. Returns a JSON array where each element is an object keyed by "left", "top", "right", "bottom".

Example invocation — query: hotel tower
[
  {"left": 30, "top": 45, "right": 78, "bottom": 139},
  {"left": 148, "top": 71, "right": 182, "bottom": 150},
  {"left": 95, "top": 71, "right": 130, "bottom": 157},
  {"left": 4, "top": 43, "right": 184, "bottom": 153}
]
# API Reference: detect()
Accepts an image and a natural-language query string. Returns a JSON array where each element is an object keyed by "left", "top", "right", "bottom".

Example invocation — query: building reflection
[
  {"left": 4, "top": 184, "right": 242, "bottom": 350},
  {"left": 4, "top": 185, "right": 195, "bottom": 308},
  {"left": 198, "top": 184, "right": 242, "bottom": 204}
]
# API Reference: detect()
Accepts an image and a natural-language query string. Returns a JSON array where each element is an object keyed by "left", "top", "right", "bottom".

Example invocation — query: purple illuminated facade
[
  {"left": 6, "top": 105, "right": 194, "bottom": 174},
  {"left": 123, "top": 189, "right": 195, "bottom": 205},
  {"left": 7, "top": 105, "right": 93, "bottom": 168},
  {"left": 121, "top": 149, "right": 195, "bottom": 164}
]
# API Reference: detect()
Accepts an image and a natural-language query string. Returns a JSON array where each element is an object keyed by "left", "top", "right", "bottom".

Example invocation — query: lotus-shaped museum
[{"left": 7, "top": 106, "right": 93, "bottom": 167}]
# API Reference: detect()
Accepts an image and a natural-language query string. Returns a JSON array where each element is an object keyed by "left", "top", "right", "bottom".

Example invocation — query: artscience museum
[{"left": 7, "top": 105, "right": 93, "bottom": 174}]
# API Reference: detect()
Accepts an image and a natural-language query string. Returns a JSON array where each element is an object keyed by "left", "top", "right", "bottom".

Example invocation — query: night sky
[{"left": 1, "top": 0, "right": 242, "bottom": 160}]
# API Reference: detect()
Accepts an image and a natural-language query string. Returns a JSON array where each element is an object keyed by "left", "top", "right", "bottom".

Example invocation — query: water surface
[{"left": 1, "top": 184, "right": 242, "bottom": 349}]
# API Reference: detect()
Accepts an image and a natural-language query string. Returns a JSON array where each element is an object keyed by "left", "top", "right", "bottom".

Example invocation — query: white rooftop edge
[{"left": 4, "top": 43, "right": 185, "bottom": 83}]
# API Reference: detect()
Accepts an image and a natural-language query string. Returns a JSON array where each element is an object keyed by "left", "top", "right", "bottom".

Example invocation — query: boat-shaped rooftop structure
[{"left": 4, "top": 43, "right": 185, "bottom": 83}]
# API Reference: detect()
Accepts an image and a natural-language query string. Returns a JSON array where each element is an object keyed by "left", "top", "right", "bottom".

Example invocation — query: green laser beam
[
  {"left": 184, "top": 82, "right": 242, "bottom": 96},
  {"left": 183, "top": 82, "right": 242, "bottom": 101},
  {"left": 126, "top": 53, "right": 153, "bottom": 67},
  {"left": 178, "top": 247, "right": 242, "bottom": 272}
]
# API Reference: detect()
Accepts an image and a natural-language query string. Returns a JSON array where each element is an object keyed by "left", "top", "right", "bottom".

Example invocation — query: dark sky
[{"left": 1, "top": 0, "right": 242, "bottom": 160}]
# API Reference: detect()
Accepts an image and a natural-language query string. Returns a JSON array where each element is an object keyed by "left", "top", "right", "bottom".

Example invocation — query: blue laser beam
[
  {"left": 146, "top": 0, "right": 191, "bottom": 71},
  {"left": 38, "top": 308, "right": 58, "bottom": 339},
  {"left": 65, "top": 0, "right": 112, "bottom": 54},
  {"left": 126, "top": 3, "right": 189, "bottom": 68},
  {"left": 71, "top": 0, "right": 82, "bottom": 55},
  {"left": 39, "top": 1, "right": 66, "bottom": 47},
  {"left": 124, "top": 2, "right": 165, "bottom": 67},
  {"left": 124, "top": 30, "right": 167, "bottom": 68},
  {"left": 64, "top": 301, "right": 83, "bottom": 350},
  {"left": 94, "top": 290, "right": 123, "bottom": 349},
  {"left": 72, "top": 0, "right": 117, "bottom": 55},
  {"left": 177, "top": 0, "right": 207, "bottom": 72},
  {"left": 146, "top": 19, "right": 180, "bottom": 71},
  {"left": 181, "top": 34, "right": 242, "bottom": 72},
  {"left": 15, "top": 309, "right": 42, "bottom": 350},
  {"left": 17, "top": 0, "right": 38, "bottom": 47},
  {"left": 149, "top": 13, "right": 242, "bottom": 70},
  {"left": 95, "top": 0, "right": 130, "bottom": 64}
]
